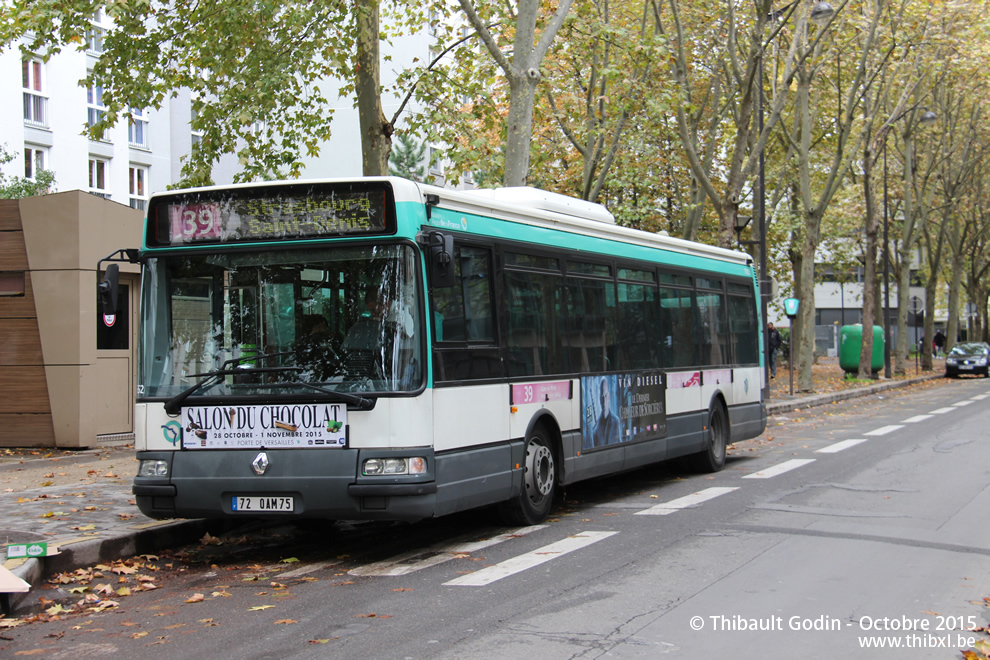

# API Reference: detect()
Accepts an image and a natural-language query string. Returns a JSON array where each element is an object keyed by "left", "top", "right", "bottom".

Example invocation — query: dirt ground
[{"left": 769, "top": 355, "right": 946, "bottom": 398}]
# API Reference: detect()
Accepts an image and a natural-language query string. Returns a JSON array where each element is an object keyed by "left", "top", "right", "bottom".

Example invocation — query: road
[{"left": 3, "top": 377, "right": 989, "bottom": 659}]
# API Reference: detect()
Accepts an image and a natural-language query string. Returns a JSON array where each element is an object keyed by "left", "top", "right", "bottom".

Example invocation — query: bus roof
[
  {"left": 146, "top": 177, "right": 752, "bottom": 267},
  {"left": 418, "top": 182, "right": 752, "bottom": 267}
]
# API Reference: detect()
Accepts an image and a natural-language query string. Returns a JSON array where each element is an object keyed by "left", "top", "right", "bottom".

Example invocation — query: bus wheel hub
[{"left": 526, "top": 444, "right": 553, "bottom": 497}]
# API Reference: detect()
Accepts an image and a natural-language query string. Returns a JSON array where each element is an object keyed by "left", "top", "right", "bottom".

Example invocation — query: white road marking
[
  {"left": 952, "top": 400, "right": 973, "bottom": 407},
  {"left": 349, "top": 525, "right": 547, "bottom": 577},
  {"left": 971, "top": 394, "right": 990, "bottom": 400},
  {"left": 279, "top": 560, "right": 340, "bottom": 579},
  {"left": 929, "top": 407, "right": 956, "bottom": 414},
  {"left": 816, "top": 438, "right": 868, "bottom": 454},
  {"left": 635, "top": 487, "right": 739, "bottom": 516},
  {"left": 902, "top": 415, "right": 932, "bottom": 423},
  {"left": 443, "top": 531, "right": 617, "bottom": 586},
  {"left": 742, "top": 458, "right": 816, "bottom": 479},
  {"left": 864, "top": 425, "right": 903, "bottom": 436}
]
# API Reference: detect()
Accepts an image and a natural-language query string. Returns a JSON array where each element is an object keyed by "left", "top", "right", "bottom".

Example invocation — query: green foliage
[
  {"left": 388, "top": 133, "right": 426, "bottom": 181},
  {"left": 0, "top": 145, "right": 56, "bottom": 199},
  {"left": 0, "top": 1, "right": 369, "bottom": 186}
]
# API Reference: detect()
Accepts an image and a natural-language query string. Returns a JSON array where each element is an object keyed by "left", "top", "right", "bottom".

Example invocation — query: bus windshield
[{"left": 138, "top": 243, "right": 422, "bottom": 400}]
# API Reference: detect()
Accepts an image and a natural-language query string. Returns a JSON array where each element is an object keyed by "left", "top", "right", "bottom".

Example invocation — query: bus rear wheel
[
  {"left": 499, "top": 427, "right": 556, "bottom": 525},
  {"left": 689, "top": 404, "right": 727, "bottom": 473}
]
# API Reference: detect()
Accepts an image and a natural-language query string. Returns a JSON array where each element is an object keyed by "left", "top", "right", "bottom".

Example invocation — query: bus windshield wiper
[
  {"left": 268, "top": 379, "right": 375, "bottom": 410},
  {"left": 163, "top": 352, "right": 298, "bottom": 415}
]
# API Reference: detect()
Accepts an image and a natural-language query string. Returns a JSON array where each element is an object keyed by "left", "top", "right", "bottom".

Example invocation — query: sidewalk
[
  {"left": 0, "top": 360, "right": 951, "bottom": 616},
  {"left": 766, "top": 355, "right": 946, "bottom": 415},
  {"left": 0, "top": 448, "right": 230, "bottom": 616}
]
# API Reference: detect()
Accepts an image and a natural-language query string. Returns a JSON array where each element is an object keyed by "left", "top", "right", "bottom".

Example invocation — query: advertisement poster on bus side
[{"left": 581, "top": 372, "right": 666, "bottom": 451}]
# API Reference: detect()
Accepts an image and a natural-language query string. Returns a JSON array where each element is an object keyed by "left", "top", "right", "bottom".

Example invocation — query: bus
[{"left": 117, "top": 177, "right": 766, "bottom": 526}]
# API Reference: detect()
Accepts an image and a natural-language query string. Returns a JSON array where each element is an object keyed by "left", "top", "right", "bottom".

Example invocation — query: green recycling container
[{"left": 839, "top": 325, "right": 884, "bottom": 373}]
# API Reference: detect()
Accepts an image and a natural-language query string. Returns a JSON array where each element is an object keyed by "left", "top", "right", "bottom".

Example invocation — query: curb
[
  {"left": 766, "top": 373, "right": 943, "bottom": 417},
  {"left": 5, "top": 517, "right": 238, "bottom": 615}
]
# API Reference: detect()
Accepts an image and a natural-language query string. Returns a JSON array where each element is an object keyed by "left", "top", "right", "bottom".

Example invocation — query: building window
[
  {"left": 24, "top": 146, "right": 47, "bottom": 180},
  {"left": 0, "top": 272, "right": 26, "bottom": 297},
  {"left": 190, "top": 106, "right": 203, "bottom": 149},
  {"left": 128, "top": 108, "right": 148, "bottom": 147},
  {"left": 86, "top": 9, "right": 108, "bottom": 54},
  {"left": 87, "top": 79, "right": 107, "bottom": 134},
  {"left": 22, "top": 58, "right": 47, "bottom": 128},
  {"left": 89, "top": 158, "right": 110, "bottom": 198},
  {"left": 129, "top": 165, "right": 148, "bottom": 210},
  {"left": 429, "top": 147, "right": 443, "bottom": 176}
]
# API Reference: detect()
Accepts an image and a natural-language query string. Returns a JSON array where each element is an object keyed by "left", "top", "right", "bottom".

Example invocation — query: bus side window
[
  {"left": 431, "top": 244, "right": 495, "bottom": 343},
  {"left": 728, "top": 290, "right": 758, "bottom": 364},
  {"left": 430, "top": 244, "right": 501, "bottom": 382},
  {"left": 660, "top": 285, "right": 696, "bottom": 368},
  {"left": 696, "top": 288, "right": 727, "bottom": 366},
  {"left": 616, "top": 281, "right": 659, "bottom": 370}
]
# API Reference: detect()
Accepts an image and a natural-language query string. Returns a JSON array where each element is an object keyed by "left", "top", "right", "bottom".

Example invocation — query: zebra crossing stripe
[
  {"left": 349, "top": 525, "right": 547, "bottom": 577},
  {"left": 443, "top": 531, "right": 618, "bottom": 586},
  {"left": 864, "top": 425, "right": 903, "bottom": 436},
  {"left": 635, "top": 487, "right": 739, "bottom": 516},
  {"left": 816, "top": 438, "right": 868, "bottom": 454},
  {"left": 742, "top": 458, "right": 816, "bottom": 479}
]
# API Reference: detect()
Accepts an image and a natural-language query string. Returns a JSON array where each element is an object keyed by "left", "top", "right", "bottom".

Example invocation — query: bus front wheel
[
  {"left": 499, "top": 427, "right": 556, "bottom": 525},
  {"left": 689, "top": 403, "right": 728, "bottom": 473}
]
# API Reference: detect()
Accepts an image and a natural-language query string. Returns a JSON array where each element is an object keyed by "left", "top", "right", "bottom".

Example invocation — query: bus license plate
[{"left": 232, "top": 496, "right": 294, "bottom": 512}]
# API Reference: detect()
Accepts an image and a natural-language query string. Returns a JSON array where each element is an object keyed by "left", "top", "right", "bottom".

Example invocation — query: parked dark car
[{"left": 944, "top": 342, "right": 990, "bottom": 378}]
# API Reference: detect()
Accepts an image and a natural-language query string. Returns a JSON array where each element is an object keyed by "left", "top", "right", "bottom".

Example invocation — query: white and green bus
[{"left": 121, "top": 178, "right": 765, "bottom": 526}]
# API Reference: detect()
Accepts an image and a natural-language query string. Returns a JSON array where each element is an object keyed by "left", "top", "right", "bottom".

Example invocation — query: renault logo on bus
[{"left": 251, "top": 452, "right": 270, "bottom": 476}]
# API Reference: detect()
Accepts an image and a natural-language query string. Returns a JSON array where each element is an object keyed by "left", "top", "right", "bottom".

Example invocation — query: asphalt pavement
[{"left": 0, "top": 371, "right": 945, "bottom": 616}]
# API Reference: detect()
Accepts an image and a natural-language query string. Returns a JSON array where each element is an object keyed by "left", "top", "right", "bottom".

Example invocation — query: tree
[
  {"left": 538, "top": 0, "right": 665, "bottom": 203},
  {"left": 0, "top": 145, "right": 55, "bottom": 198},
  {"left": 457, "top": 0, "right": 575, "bottom": 187},
  {"left": 389, "top": 133, "right": 427, "bottom": 181},
  {"left": 0, "top": 1, "right": 409, "bottom": 185}
]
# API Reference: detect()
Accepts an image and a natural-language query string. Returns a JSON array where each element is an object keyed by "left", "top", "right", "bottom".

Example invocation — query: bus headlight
[
  {"left": 362, "top": 457, "right": 427, "bottom": 476},
  {"left": 138, "top": 459, "right": 169, "bottom": 477}
]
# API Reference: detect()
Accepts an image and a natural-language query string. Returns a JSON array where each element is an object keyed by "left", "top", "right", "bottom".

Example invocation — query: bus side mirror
[
  {"left": 421, "top": 231, "right": 456, "bottom": 288},
  {"left": 98, "top": 263, "right": 120, "bottom": 315}
]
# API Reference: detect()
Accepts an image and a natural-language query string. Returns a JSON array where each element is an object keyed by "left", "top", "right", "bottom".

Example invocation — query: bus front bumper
[{"left": 132, "top": 448, "right": 437, "bottom": 522}]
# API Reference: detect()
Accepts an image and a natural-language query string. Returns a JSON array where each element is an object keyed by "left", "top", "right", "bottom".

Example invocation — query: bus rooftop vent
[{"left": 462, "top": 187, "right": 615, "bottom": 224}]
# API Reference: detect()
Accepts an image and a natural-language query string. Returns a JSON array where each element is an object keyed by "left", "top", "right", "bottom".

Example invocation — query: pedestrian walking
[
  {"left": 768, "top": 323, "right": 782, "bottom": 379},
  {"left": 933, "top": 330, "right": 946, "bottom": 358}
]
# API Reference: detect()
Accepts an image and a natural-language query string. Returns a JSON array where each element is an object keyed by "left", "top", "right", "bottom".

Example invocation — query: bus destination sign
[{"left": 163, "top": 188, "right": 389, "bottom": 246}]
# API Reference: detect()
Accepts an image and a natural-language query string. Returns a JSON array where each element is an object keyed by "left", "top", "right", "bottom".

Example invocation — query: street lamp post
[{"left": 881, "top": 109, "right": 936, "bottom": 379}]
